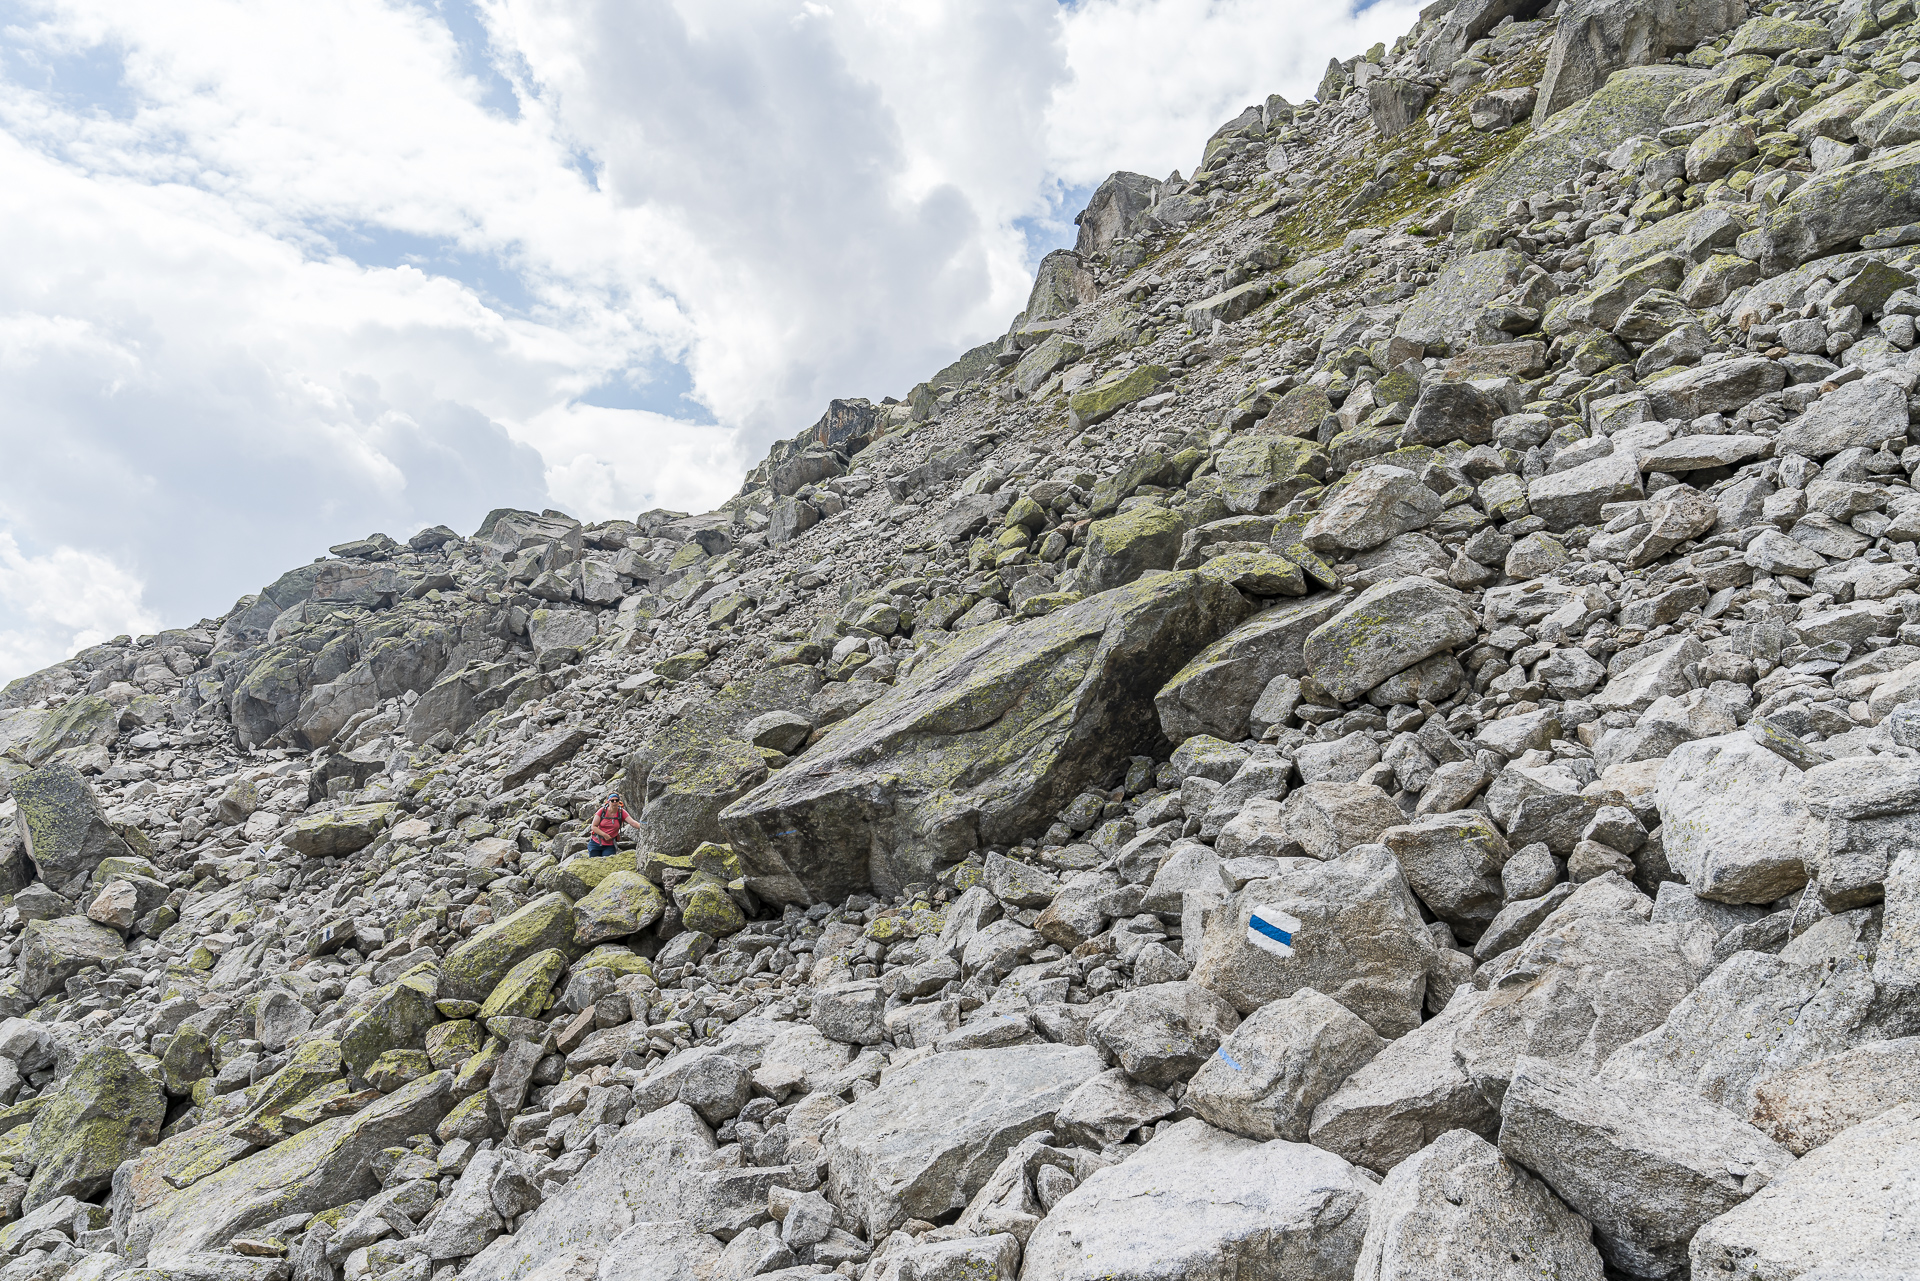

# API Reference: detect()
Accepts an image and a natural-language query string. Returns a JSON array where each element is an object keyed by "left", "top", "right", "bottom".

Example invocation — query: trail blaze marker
[{"left": 1247, "top": 905, "right": 1300, "bottom": 958}]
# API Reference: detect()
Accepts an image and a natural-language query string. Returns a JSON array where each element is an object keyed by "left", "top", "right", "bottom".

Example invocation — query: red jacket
[{"left": 590, "top": 802, "right": 629, "bottom": 842}]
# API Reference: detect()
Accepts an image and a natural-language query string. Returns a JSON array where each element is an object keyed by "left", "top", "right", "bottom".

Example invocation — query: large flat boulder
[
  {"left": 25, "top": 1045, "right": 165, "bottom": 1211},
  {"left": 1757, "top": 141, "right": 1920, "bottom": 272},
  {"left": 722, "top": 572, "right": 1247, "bottom": 903},
  {"left": 1533, "top": 0, "right": 1740, "bottom": 122},
  {"left": 128, "top": 1071, "right": 452, "bottom": 1263},
  {"left": 1499, "top": 1057, "right": 1794, "bottom": 1280},
  {"left": 1309, "top": 987, "right": 1500, "bottom": 1174},
  {"left": 1689, "top": 1102, "right": 1920, "bottom": 1278},
  {"left": 824, "top": 1044, "right": 1102, "bottom": 1237},
  {"left": 1600, "top": 947, "right": 1880, "bottom": 1117},
  {"left": 459, "top": 1103, "right": 722, "bottom": 1281},
  {"left": 1021, "top": 1117, "right": 1375, "bottom": 1281},
  {"left": 1458, "top": 66, "right": 1708, "bottom": 228},
  {"left": 1453, "top": 876, "right": 1715, "bottom": 1107}
]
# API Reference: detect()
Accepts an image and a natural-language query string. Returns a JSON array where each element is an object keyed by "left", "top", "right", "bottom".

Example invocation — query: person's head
[{"left": 606, "top": 791, "right": 621, "bottom": 805}]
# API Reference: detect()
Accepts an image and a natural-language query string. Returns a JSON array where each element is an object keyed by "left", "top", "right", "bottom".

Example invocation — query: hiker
[{"left": 586, "top": 791, "right": 632, "bottom": 857}]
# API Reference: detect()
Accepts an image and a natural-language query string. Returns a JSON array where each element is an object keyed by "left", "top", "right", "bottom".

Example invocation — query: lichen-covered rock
[
  {"left": 572, "top": 870, "right": 666, "bottom": 946},
  {"left": 18, "top": 914, "right": 123, "bottom": 1000},
  {"left": 1079, "top": 505, "right": 1185, "bottom": 593},
  {"left": 128, "top": 1071, "right": 452, "bottom": 1262},
  {"left": 1156, "top": 594, "right": 1348, "bottom": 745},
  {"left": 629, "top": 737, "right": 768, "bottom": 858},
  {"left": 1757, "top": 142, "right": 1920, "bottom": 272},
  {"left": 340, "top": 969, "right": 439, "bottom": 1076},
  {"left": 25, "top": 1045, "right": 164, "bottom": 1210},
  {"left": 439, "top": 893, "right": 578, "bottom": 1003},
  {"left": 11, "top": 765, "right": 132, "bottom": 896},
  {"left": 1067, "top": 365, "right": 1169, "bottom": 427},
  {"left": 722, "top": 572, "right": 1247, "bottom": 904},
  {"left": 1533, "top": 0, "right": 1743, "bottom": 122},
  {"left": 1303, "top": 578, "right": 1478, "bottom": 704},
  {"left": 478, "top": 948, "right": 566, "bottom": 1020}
]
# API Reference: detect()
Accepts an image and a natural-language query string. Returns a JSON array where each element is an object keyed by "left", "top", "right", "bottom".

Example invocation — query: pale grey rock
[
  {"left": 1776, "top": 375, "right": 1910, "bottom": 458},
  {"left": 1185, "top": 988, "right": 1385, "bottom": 1142},
  {"left": 1304, "top": 467, "right": 1441, "bottom": 553},
  {"left": 1020, "top": 1118, "right": 1376, "bottom": 1281},
  {"left": 1354, "top": 1128, "right": 1604, "bottom": 1281},
  {"left": 1689, "top": 1103, "right": 1920, "bottom": 1280},
  {"left": 1657, "top": 732, "right": 1818, "bottom": 904},
  {"left": 593, "top": 1221, "right": 726, "bottom": 1281},
  {"left": 1748, "top": 1037, "right": 1920, "bottom": 1156},
  {"left": 1526, "top": 453, "right": 1644, "bottom": 532},
  {"left": 1455, "top": 875, "right": 1715, "bottom": 1107},
  {"left": 1193, "top": 844, "right": 1437, "bottom": 1038},
  {"left": 1050, "top": 1067, "right": 1176, "bottom": 1148},
  {"left": 1277, "top": 782, "right": 1405, "bottom": 860},
  {"left": 1088, "top": 980, "right": 1240, "bottom": 1089},
  {"left": 1302, "top": 578, "right": 1478, "bottom": 704},
  {"left": 1601, "top": 948, "right": 1881, "bottom": 1116},
  {"left": 1379, "top": 812, "right": 1511, "bottom": 940},
  {"left": 457, "top": 1103, "right": 720, "bottom": 1281},
  {"left": 1498, "top": 1057, "right": 1795, "bottom": 1280},
  {"left": 1309, "top": 987, "right": 1500, "bottom": 1174},
  {"left": 823, "top": 1044, "right": 1103, "bottom": 1237}
]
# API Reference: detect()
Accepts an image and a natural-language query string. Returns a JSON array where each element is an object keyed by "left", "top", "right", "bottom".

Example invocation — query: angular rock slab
[
  {"left": 1020, "top": 1118, "right": 1376, "bottom": 1281},
  {"left": 823, "top": 1043, "right": 1103, "bottom": 1238},
  {"left": 723, "top": 572, "right": 1247, "bottom": 903},
  {"left": 1193, "top": 845, "right": 1437, "bottom": 1038},
  {"left": 1498, "top": 1057, "right": 1793, "bottom": 1280},
  {"left": 1303, "top": 577, "right": 1478, "bottom": 704},
  {"left": 459, "top": 1103, "right": 722, "bottom": 1281},
  {"left": 1657, "top": 732, "right": 1818, "bottom": 904},
  {"left": 1310, "top": 987, "right": 1500, "bottom": 1175},
  {"left": 1454, "top": 876, "right": 1714, "bottom": 1106},
  {"left": 1600, "top": 949, "right": 1880, "bottom": 1116},
  {"left": 1156, "top": 594, "right": 1349, "bottom": 745},
  {"left": 26, "top": 1044, "right": 165, "bottom": 1211},
  {"left": 1689, "top": 1102, "right": 1920, "bottom": 1279},
  {"left": 1186, "top": 988, "right": 1384, "bottom": 1142},
  {"left": 1747, "top": 1037, "right": 1920, "bottom": 1157},
  {"left": 1355, "top": 1128, "right": 1603, "bottom": 1281},
  {"left": 130, "top": 1071, "right": 452, "bottom": 1263}
]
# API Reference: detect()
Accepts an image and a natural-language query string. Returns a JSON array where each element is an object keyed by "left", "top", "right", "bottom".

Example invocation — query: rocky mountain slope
[{"left": 6, "top": 0, "right": 1920, "bottom": 1277}]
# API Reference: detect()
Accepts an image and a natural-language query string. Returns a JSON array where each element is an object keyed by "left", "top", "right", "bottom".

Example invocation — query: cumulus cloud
[
  {"left": 0, "top": 526, "right": 160, "bottom": 679},
  {"left": 0, "top": 0, "right": 1419, "bottom": 684}
]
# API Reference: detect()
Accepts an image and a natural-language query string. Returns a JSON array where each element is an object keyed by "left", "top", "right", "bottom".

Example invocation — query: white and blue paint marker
[{"left": 1247, "top": 905, "right": 1301, "bottom": 958}]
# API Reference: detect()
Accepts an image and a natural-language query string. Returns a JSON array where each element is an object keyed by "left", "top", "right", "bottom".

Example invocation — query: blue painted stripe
[
  {"left": 1216, "top": 1047, "right": 1243, "bottom": 1071},
  {"left": 1249, "top": 916, "right": 1293, "bottom": 947}
]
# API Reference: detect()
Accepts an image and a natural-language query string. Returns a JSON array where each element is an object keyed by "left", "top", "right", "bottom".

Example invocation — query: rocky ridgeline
[{"left": 10, "top": 0, "right": 1920, "bottom": 1277}]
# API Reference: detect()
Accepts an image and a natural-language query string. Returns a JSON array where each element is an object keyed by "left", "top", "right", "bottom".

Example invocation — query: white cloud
[
  {"left": 0, "top": 0, "right": 1422, "bottom": 684},
  {"left": 0, "top": 525, "right": 160, "bottom": 680}
]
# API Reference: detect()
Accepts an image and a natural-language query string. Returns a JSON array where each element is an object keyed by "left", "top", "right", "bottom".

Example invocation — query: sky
[{"left": 0, "top": 0, "right": 1422, "bottom": 683}]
